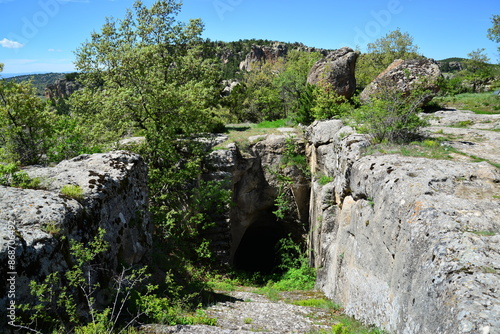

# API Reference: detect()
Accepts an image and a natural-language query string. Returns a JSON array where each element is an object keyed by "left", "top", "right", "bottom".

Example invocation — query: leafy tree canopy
[
  {"left": 487, "top": 14, "right": 500, "bottom": 60},
  {"left": 356, "top": 28, "right": 422, "bottom": 89}
]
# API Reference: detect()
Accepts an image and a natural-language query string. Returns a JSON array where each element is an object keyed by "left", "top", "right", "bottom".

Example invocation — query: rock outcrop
[
  {"left": 44, "top": 78, "right": 82, "bottom": 102},
  {"left": 307, "top": 47, "right": 358, "bottom": 99},
  {"left": 360, "top": 58, "right": 441, "bottom": 105},
  {"left": 239, "top": 43, "right": 288, "bottom": 71},
  {"left": 306, "top": 120, "right": 500, "bottom": 333},
  {"left": 205, "top": 130, "right": 310, "bottom": 271},
  {"left": 0, "top": 151, "right": 151, "bottom": 315}
]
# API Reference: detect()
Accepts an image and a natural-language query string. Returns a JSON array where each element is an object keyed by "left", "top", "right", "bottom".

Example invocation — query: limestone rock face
[
  {"left": 0, "top": 151, "right": 151, "bottom": 314},
  {"left": 44, "top": 78, "right": 81, "bottom": 101},
  {"left": 239, "top": 43, "right": 288, "bottom": 71},
  {"left": 306, "top": 121, "right": 500, "bottom": 334},
  {"left": 360, "top": 58, "right": 442, "bottom": 105},
  {"left": 307, "top": 47, "right": 359, "bottom": 99}
]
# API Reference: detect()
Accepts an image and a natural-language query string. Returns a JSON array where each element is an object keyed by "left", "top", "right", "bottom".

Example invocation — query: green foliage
[
  {"left": 0, "top": 163, "right": 41, "bottom": 188},
  {"left": 17, "top": 229, "right": 151, "bottom": 333},
  {"left": 292, "top": 298, "right": 342, "bottom": 311},
  {"left": 318, "top": 175, "right": 333, "bottom": 186},
  {"left": 352, "top": 77, "right": 431, "bottom": 143},
  {"left": 433, "top": 92, "right": 500, "bottom": 114},
  {"left": 310, "top": 84, "right": 354, "bottom": 120},
  {"left": 60, "top": 184, "right": 84, "bottom": 200},
  {"left": 356, "top": 28, "right": 422, "bottom": 89},
  {"left": 254, "top": 118, "right": 290, "bottom": 128},
  {"left": 487, "top": 15, "right": 500, "bottom": 57},
  {"left": 0, "top": 75, "right": 55, "bottom": 165},
  {"left": 227, "top": 50, "right": 322, "bottom": 123}
]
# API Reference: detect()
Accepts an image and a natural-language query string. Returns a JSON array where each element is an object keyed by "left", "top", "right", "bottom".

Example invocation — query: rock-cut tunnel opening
[{"left": 233, "top": 213, "right": 286, "bottom": 274}]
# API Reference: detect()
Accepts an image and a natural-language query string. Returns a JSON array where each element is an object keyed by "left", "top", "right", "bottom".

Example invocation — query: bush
[
  {"left": 0, "top": 163, "right": 41, "bottom": 189},
  {"left": 352, "top": 78, "right": 431, "bottom": 143}
]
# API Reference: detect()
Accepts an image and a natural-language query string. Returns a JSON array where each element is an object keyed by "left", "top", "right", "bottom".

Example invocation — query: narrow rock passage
[{"left": 141, "top": 290, "right": 337, "bottom": 333}]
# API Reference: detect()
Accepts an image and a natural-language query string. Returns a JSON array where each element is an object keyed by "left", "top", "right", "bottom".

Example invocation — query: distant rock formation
[
  {"left": 0, "top": 151, "right": 151, "bottom": 317},
  {"left": 360, "top": 58, "right": 441, "bottom": 105},
  {"left": 44, "top": 78, "right": 82, "bottom": 102},
  {"left": 306, "top": 119, "right": 500, "bottom": 333},
  {"left": 307, "top": 47, "right": 359, "bottom": 99},
  {"left": 239, "top": 43, "right": 289, "bottom": 71}
]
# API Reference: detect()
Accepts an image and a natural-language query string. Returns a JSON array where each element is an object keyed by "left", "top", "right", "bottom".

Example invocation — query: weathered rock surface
[
  {"left": 360, "top": 58, "right": 442, "bottom": 104},
  {"left": 239, "top": 43, "right": 288, "bottom": 71},
  {"left": 205, "top": 130, "right": 310, "bottom": 270},
  {"left": 425, "top": 109, "right": 500, "bottom": 165},
  {"left": 141, "top": 290, "right": 334, "bottom": 334},
  {"left": 307, "top": 47, "right": 359, "bottom": 99},
  {"left": 44, "top": 78, "right": 81, "bottom": 102},
  {"left": 0, "top": 151, "right": 151, "bottom": 314},
  {"left": 306, "top": 119, "right": 500, "bottom": 333}
]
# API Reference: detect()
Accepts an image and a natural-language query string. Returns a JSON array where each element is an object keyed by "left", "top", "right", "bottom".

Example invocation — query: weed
[
  {"left": 244, "top": 317, "right": 253, "bottom": 324},
  {"left": 43, "top": 221, "right": 61, "bottom": 236},
  {"left": 450, "top": 120, "right": 474, "bottom": 128},
  {"left": 292, "top": 298, "right": 342, "bottom": 311},
  {"left": 471, "top": 230, "right": 496, "bottom": 236},
  {"left": 60, "top": 184, "right": 84, "bottom": 200}
]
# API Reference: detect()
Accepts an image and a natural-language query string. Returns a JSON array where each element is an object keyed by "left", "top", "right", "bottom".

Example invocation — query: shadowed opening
[{"left": 233, "top": 215, "right": 285, "bottom": 274}]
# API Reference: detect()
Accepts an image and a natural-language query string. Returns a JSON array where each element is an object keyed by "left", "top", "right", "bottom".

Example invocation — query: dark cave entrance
[{"left": 233, "top": 213, "right": 286, "bottom": 274}]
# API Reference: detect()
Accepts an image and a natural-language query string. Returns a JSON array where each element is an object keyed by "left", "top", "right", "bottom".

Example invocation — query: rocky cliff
[
  {"left": 44, "top": 78, "right": 82, "bottom": 102},
  {"left": 306, "top": 120, "right": 500, "bottom": 334},
  {"left": 0, "top": 151, "right": 151, "bottom": 316}
]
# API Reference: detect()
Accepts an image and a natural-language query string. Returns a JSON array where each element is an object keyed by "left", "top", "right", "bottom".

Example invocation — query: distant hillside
[
  {"left": 3, "top": 73, "right": 66, "bottom": 97},
  {"left": 437, "top": 57, "right": 466, "bottom": 63}
]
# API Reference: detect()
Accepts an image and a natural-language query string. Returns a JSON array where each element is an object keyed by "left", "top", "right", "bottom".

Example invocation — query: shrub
[
  {"left": 352, "top": 78, "right": 431, "bottom": 143},
  {"left": 0, "top": 163, "right": 41, "bottom": 189}
]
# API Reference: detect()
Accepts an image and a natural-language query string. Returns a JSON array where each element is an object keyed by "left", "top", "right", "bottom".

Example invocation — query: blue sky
[{"left": 0, "top": 0, "right": 499, "bottom": 74}]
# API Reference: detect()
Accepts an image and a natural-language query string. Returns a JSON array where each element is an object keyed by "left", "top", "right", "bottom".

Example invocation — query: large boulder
[
  {"left": 306, "top": 47, "right": 359, "bottom": 99},
  {"left": 0, "top": 151, "right": 151, "bottom": 319},
  {"left": 306, "top": 120, "right": 500, "bottom": 333},
  {"left": 360, "top": 58, "right": 441, "bottom": 105}
]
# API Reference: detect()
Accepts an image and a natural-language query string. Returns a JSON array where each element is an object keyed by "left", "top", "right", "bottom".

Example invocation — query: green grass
[
  {"left": 434, "top": 92, "right": 500, "bottom": 114},
  {"left": 254, "top": 118, "right": 293, "bottom": 128},
  {"left": 292, "top": 298, "right": 342, "bottom": 311},
  {"left": 364, "top": 139, "right": 458, "bottom": 161},
  {"left": 214, "top": 119, "right": 298, "bottom": 151},
  {"left": 60, "top": 184, "right": 84, "bottom": 200}
]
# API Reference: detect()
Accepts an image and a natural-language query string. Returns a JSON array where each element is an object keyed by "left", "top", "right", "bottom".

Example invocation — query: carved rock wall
[
  {"left": 306, "top": 120, "right": 500, "bottom": 333},
  {"left": 0, "top": 151, "right": 151, "bottom": 315}
]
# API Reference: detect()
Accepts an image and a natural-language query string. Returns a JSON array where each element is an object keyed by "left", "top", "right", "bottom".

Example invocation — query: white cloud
[
  {"left": 0, "top": 38, "right": 24, "bottom": 49},
  {"left": 48, "top": 48, "right": 64, "bottom": 52}
]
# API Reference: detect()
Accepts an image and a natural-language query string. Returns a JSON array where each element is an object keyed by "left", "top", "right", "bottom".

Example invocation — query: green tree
[
  {"left": 0, "top": 64, "right": 55, "bottom": 164},
  {"left": 356, "top": 28, "right": 422, "bottom": 88},
  {"left": 71, "top": 0, "right": 226, "bottom": 267},
  {"left": 487, "top": 14, "right": 500, "bottom": 59},
  {"left": 462, "top": 48, "right": 493, "bottom": 92}
]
